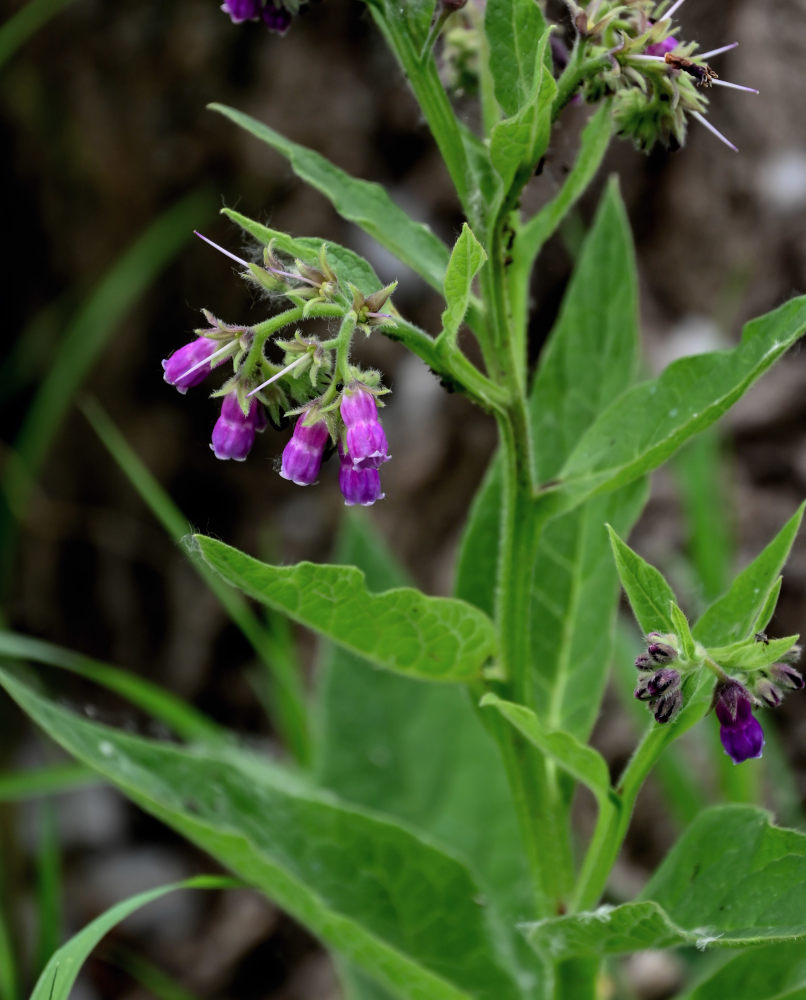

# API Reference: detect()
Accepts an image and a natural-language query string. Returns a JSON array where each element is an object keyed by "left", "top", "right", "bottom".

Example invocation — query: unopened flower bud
[
  {"left": 340, "top": 383, "right": 390, "bottom": 470},
  {"left": 634, "top": 676, "right": 654, "bottom": 701},
  {"left": 280, "top": 412, "right": 329, "bottom": 486},
  {"left": 162, "top": 338, "right": 223, "bottom": 394},
  {"left": 338, "top": 445, "right": 385, "bottom": 507},
  {"left": 221, "top": 0, "right": 262, "bottom": 23},
  {"left": 769, "top": 661, "right": 804, "bottom": 690},
  {"left": 780, "top": 643, "right": 802, "bottom": 665},
  {"left": 635, "top": 653, "right": 654, "bottom": 671},
  {"left": 754, "top": 678, "right": 783, "bottom": 708},
  {"left": 211, "top": 394, "right": 261, "bottom": 461},
  {"left": 262, "top": 2, "right": 292, "bottom": 33},
  {"left": 653, "top": 687, "right": 683, "bottom": 724},
  {"left": 647, "top": 641, "right": 677, "bottom": 664},
  {"left": 647, "top": 668, "right": 680, "bottom": 697}
]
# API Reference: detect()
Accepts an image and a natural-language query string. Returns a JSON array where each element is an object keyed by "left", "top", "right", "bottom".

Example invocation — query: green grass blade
[
  {"left": 0, "top": 632, "right": 223, "bottom": 744},
  {"left": 0, "top": 896, "right": 19, "bottom": 1000},
  {"left": 81, "top": 400, "right": 311, "bottom": 766},
  {"left": 0, "top": 0, "right": 77, "bottom": 69},
  {"left": 0, "top": 762, "right": 98, "bottom": 802},
  {"left": 105, "top": 947, "right": 202, "bottom": 1000},
  {"left": 34, "top": 800, "right": 61, "bottom": 976}
]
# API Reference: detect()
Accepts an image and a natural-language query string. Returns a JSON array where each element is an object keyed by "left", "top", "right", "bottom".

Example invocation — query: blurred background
[{"left": 2, "top": 0, "right": 806, "bottom": 996}]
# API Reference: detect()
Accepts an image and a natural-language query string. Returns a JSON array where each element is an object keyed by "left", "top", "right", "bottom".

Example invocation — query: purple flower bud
[
  {"left": 634, "top": 676, "right": 654, "bottom": 702},
  {"left": 340, "top": 384, "right": 390, "bottom": 470},
  {"left": 645, "top": 36, "right": 678, "bottom": 57},
  {"left": 754, "top": 678, "right": 783, "bottom": 708},
  {"left": 280, "top": 412, "right": 329, "bottom": 486},
  {"left": 769, "top": 661, "right": 804, "bottom": 690},
  {"left": 654, "top": 687, "right": 683, "bottom": 724},
  {"left": 162, "top": 338, "right": 222, "bottom": 394},
  {"left": 647, "top": 668, "right": 680, "bottom": 697},
  {"left": 211, "top": 394, "right": 261, "bottom": 461},
  {"left": 338, "top": 445, "right": 385, "bottom": 507},
  {"left": 781, "top": 643, "right": 802, "bottom": 665},
  {"left": 648, "top": 641, "right": 677, "bottom": 664},
  {"left": 714, "top": 680, "right": 764, "bottom": 764},
  {"left": 221, "top": 0, "right": 262, "bottom": 23},
  {"left": 262, "top": 2, "right": 292, "bottom": 32},
  {"left": 635, "top": 653, "right": 654, "bottom": 671}
]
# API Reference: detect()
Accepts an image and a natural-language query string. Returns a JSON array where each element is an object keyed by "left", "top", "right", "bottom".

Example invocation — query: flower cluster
[
  {"left": 634, "top": 631, "right": 804, "bottom": 764},
  {"left": 570, "top": 0, "right": 758, "bottom": 152},
  {"left": 220, "top": 0, "right": 309, "bottom": 34},
  {"left": 162, "top": 234, "right": 394, "bottom": 506}
]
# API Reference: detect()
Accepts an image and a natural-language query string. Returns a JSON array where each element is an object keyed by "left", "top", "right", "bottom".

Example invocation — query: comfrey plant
[{"left": 5, "top": 0, "right": 806, "bottom": 997}]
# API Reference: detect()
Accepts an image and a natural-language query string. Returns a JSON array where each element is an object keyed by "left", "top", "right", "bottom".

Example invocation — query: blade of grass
[
  {"left": 34, "top": 800, "right": 61, "bottom": 976},
  {"left": 81, "top": 400, "right": 311, "bottom": 766},
  {"left": 0, "top": 0, "right": 78, "bottom": 69},
  {"left": 0, "top": 762, "right": 98, "bottom": 801},
  {"left": 0, "top": 632, "right": 223, "bottom": 744},
  {"left": 104, "top": 947, "right": 202, "bottom": 1000},
  {"left": 0, "top": 864, "right": 20, "bottom": 1000}
]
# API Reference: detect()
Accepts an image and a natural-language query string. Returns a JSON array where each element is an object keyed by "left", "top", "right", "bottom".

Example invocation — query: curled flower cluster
[
  {"left": 569, "top": 0, "right": 757, "bottom": 152},
  {"left": 634, "top": 634, "right": 683, "bottom": 724},
  {"left": 162, "top": 234, "right": 395, "bottom": 506},
  {"left": 220, "top": 0, "right": 307, "bottom": 34}
]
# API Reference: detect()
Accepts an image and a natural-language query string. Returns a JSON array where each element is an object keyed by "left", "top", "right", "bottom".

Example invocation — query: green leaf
[
  {"left": 222, "top": 208, "right": 382, "bottom": 295},
  {"left": 694, "top": 502, "right": 806, "bottom": 647},
  {"left": 489, "top": 32, "right": 555, "bottom": 195},
  {"left": 707, "top": 634, "right": 799, "bottom": 671},
  {"left": 670, "top": 602, "right": 696, "bottom": 660},
  {"left": 480, "top": 694, "right": 610, "bottom": 804},
  {"left": 34, "top": 801, "right": 61, "bottom": 977},
  {"left": 0, "top": 631, "right": 222, "bottom": 743},
  {"left": 315, "top": 515, "right": 534, "bottom": 933},
  {"left": 607, "top": 526, "right": 677, "bottom": 637},
  {"left": 440, "top": 224, "right": 487, "bottom": 347},
  {"left": 754, "top": 576, "right": 783, "bottom": 634},
  {"left": 29, "top": 876, "right": 237, "bottom": 1000},
  {"left": 210, "top": 103, "right": 450, "bottom": 293},
  {"left": 510, "top": 105, "right": 612, "bottom": 336},
  {"left": 525, "top": 806, "right": 806, "bottom": 959},
  {"left": 0, "top": 762, "right": 98, "bottom": 801},
  {"left": 195, "top": 535, "right": 496, "bottom": 682},
  {"left": 485, "top": 0, "right": 547, "bottom": 117},
  {"left": 549, "top": 298, "right": 806, "bottom": 514},
  {"left": 3, "top": 670, "right": 525, "bottom": 1000},
  {"left": 680, "top": 941, "right": 806, "bottom": 1000},
  {"left": 0, "top": 0, "right": 78, "bottom": 69},
  {"left": 454, "top": 457, "right": 501, "bottom": 618}
]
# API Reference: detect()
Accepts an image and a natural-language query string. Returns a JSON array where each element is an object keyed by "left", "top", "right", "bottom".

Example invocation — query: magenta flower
[
  {"left": 645, "top": 36, "right": 678, "bottom": 57},
  {"left": 162, "top": 338, "right": 223, "bottom": 394},
  {"left": 221, "top": 0, "right": 262, "bottom": 22},
  {"left": 338, "top": 445, "right": 385, "bottom": 507},
  {"left": 280, "top": 412, "right": 329, "bottom": 486},
  {"left": 340, "top": 384, "right": 390, "bottom": 470},
  {"left": 714, "top": 680, "right": 764, "bottom": 764},
  {"left": 211, "top": 394, "right": 262, "bottom": 461}
]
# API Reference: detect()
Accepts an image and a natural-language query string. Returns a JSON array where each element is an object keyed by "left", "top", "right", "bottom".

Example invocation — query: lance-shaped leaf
[
  {"left": 524, "top": 806, "right": 806, "bottom": 959},
  {"left": 31, "top": 876, "right": 237, "bottom": 1000},
  {"left": 1, "top": 670, "right": 525, "bottom": 1000},
  {"left": 707, "top": 634, "right": 799, "bottom": 671},
  {"left": 194, "top": 535, "right": 496, "bottom": 682},
  {"left": 485, "top": 0, "right": 547, "bottom": 117},
  {"left": 694, "top": 502, "right": 806, "bottom": 647},
  {"left": 480, "top": 694, "right": 611, "bottom": 804},
  {"left": 669, "top": 602, "right": 696, "bottom": 661},
  {"left": 439, "top": 224, "right": 487, "bottom": 348},
  {"left": 223, "top": 208, "right": 382, "bottom": 295},
  {"left": 548, "top": 297, "right": 806, "bottom": 514},
  {"left": 210, "top": 104, "right": 450, "bottom": 293},
  {"left": 607, "top": 526, "right": 677, "bottom": 637}
]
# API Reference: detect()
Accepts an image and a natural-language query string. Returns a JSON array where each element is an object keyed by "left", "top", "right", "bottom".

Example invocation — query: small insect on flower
[{"left": 664, "top": 51, "right": 717, "bottom": 87}]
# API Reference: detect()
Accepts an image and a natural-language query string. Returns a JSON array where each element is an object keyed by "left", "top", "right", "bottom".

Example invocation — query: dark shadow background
[{"left": 2, "top": 0, "right": 806, "bottom": 996}]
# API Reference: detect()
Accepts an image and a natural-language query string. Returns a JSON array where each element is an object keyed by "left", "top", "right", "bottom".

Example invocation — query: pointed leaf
[
  {"left": 31, "top": 877, "right": 236, "bottom": 1000},
  {"left": 485, "top": 0, "right": 547, "bottom": 116},
  {"left": 440, "top": 224, "right": 487, "bottom": 346},
  {"left": 454, "top": 456, "right": 501, "bottom": 617},
  {"left": 694, "top": 502, "right": 805, "bottom": 646},
  {"left": 607, "top": 526, "right": 677, "bottom": 636},
  {"left": 480, "top": 694, "right": 611, "bottom": 804},
  {"left": 1, "top": 670, "right": 524, "bottom": 1000},
  {"left": 210, "top": 103, "right": 450, "bottom": 293},
  {"left": 194, "top": 535, "right": 496, "bottom": 682},
  {"left": 754, "top": 577, "right": 783, "bottom": 634},
  {"left": 669, "top": 603, "right": 696, "bottom": 660},
  {"left": 679, "top": 940, "right": 806, "bottom": 1000},
  {"left": 549, "top": 298, "right": 806, "bottom": 513},
  {"left": 707, "top": 634, "right": 799, "bottom": 671}
]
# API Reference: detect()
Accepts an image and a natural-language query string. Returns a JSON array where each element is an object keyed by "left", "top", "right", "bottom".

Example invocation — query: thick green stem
[
  {"left": 552, "top": 53, "right": 612, "bottom": 121},
  {"left": 553, "top": 958, "right": 599, "bottom": 1000}
]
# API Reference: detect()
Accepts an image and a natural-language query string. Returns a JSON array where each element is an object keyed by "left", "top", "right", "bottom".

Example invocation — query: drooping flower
[
  {"left": 714, "top": 680, "right": 764, "bottom": 764},
  {"left": 221, "top": 0, "right": 263, "bottom": 23},
  {"left": 280, "top": 411, "right": 329, "bottom": 485},
  {"left": 162, "top": 337, "right": 225, "bottom": 394},
  {"left": 340, "top": 383, "right": 390, "bottom": 470},
  {"left": 338, "top": 445, "right": 385, "bottom": 507},
  {"left": 211, "top": 394, "right": 262, "bottom": 461},
  {"left": 262, "top": 2, "right": 293, "bottom": 33}
]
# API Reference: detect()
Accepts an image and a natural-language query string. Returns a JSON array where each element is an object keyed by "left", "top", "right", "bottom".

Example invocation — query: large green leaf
[
  {"left": 315, "top": 516, "right": 533, "bottom": 936},
  {"left": 607, "top": 526, "right": 678, "bottom": 636},
  {"left": 440, "top": 224, "right": 487, "bottom": 347},
  {"left": 195, "top": 535, "right": 496, "bottom": 682},
  {"left": 680, "top": 941, "right": 806, "bottom": 1000},
  {"left": 29, "top": 876, "right": 235, "bottom": 1000},
  {"left": 693, "top": 502, "right": 805, "bottom": 646},
  {"left": 524, "top": 806, "right": 806, "bottom": 959},
  {"left": 485, "top": 0, "right": 547, "bottom": 117},
  {"left": 210, "top": 104, "right": 450, "bottom": 293},
  {"left": 547, "top": 297, "right": 806, "bottom": 513},
  {"left": 0, "top": 670, "right": 524, "bottom": 1000}
]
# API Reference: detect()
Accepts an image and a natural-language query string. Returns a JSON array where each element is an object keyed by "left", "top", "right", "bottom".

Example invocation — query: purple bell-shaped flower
[
  {"left": 340, "top": 384, "right": 390, "bottom": 471},
  {"left": 280, "top": 412, "right": 329, "bottom": 486},
  {"left": 162, "top": 338, "right": 224, "bottom": 394},
  {"left": 714, "top": 680, "right": 764, "bottom": 764},
  {"left": 211, "top": 394, "right": 262, "bottom": 461},
  {"left": 338, "top": 444, "right": 385, "bottom": 507}
]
